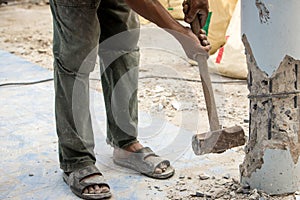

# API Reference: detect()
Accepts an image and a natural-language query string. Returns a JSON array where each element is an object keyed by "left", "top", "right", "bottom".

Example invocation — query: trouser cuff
[{"left": 60, "top": 161, "right": 96, "bottom": 173}]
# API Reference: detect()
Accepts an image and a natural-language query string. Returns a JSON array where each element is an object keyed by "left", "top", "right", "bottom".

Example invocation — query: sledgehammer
[{"left": 189, "top": 11, "right": 246, "bottom": 155}]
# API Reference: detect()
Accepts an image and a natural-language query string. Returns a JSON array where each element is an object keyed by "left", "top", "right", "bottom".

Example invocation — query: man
[{"left": 50, "top": 0, "right": 210, "bottom": 199}]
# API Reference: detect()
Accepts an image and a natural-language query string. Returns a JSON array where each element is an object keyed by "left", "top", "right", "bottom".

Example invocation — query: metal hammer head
[{"left": 192, "top": 125, "right": 246, "bottom": 155}]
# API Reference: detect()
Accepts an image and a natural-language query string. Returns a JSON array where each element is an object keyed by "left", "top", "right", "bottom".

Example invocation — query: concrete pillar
[{"left": 240, "top": 0, "right": 300, "bottom": 195}]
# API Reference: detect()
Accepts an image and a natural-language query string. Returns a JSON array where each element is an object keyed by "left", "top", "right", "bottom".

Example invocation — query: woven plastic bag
[
  {"left": 208, "top": 0, "right": 247, "bottom": 79},
  {"left": 207, "top": 0, "right": 238, "bottom": 54}
]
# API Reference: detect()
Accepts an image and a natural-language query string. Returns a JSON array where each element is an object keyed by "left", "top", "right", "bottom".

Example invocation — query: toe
[
  {"left": 154, "top": 167, "right": 162, "bottom": 174},
  {"left": 88, "top": 186, "right": 95, "bottom": 194},
  {"left": 94, "top": 185, "right": 101, "bottom": 194},
  {"left": 155, "top": 162, "right": 169, "bottom": 174},
  {"left": 95, "top": 189, "right": 101, "bottom": 194},
  {"left": 83, "top": 188, "right": 89, "bottom": 194},
  {"left": 161, "top": 162, "right": 168, "bottom": 169},
  {"left": 101, "top": 186, "right": 110, "bottom": 193}
]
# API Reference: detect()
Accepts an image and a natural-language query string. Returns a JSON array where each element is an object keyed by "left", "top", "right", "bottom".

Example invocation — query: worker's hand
[
  {"left": 174, "top": 27, "right": 211, "bottom": 60},
  {"left": 182, "top": 0, "right": 209, "bottom": 27}
]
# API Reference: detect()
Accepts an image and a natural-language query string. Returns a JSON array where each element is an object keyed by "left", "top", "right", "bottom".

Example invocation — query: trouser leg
[
  {"left": 97, "top": 0, "right": 141, "bottom": 148},
  {"left": 50, "top": 0, "right": 101, "bottom": 172}
]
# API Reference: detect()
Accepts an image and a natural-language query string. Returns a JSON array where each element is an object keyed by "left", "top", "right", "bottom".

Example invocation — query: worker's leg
[
  {"left": 50, "top": 0, "right": 100, "bottom": 173},
  {"left": 97, "top": 0, "right": 175, "bottom": 179},
  {"left": 97, "top": 0, "right": 140, "bottom": 148}
]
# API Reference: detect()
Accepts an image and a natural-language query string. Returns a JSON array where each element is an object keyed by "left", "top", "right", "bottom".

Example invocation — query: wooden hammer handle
[{"left": 187, "top": 5, "right": 221, "bottom": 131}]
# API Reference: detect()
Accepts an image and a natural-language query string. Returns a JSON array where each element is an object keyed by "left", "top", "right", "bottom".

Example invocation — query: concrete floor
[{"left": 0, "top": 49, "right": 244, "bottom": 199}]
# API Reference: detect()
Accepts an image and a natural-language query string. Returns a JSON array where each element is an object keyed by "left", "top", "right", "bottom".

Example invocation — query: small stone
[
  {"left": 236, "top": 187, "right": 242, "bottom": 193},
  {"left": 192, "top": 191, "right": 205, "bottom": 197},
  {"left": 223, "top": 174, "right": 230, "bottom": 179},
  {"left": 231, "top": 184, "right": 238, "bottom": 190},
  {"left": 179, "top": 188, "right": 187, "bottom": 192},
  {"left": 28, "top": 173, "right": 34, "bottom": 177},
  {"left": 249, "top": 189, "right": 260, "bottom": 200},
  {"left": 242, "top": 189, "right": 251, "bottom": 195},
  {"left": 37, "top": 49, "right": 47, "bottom": 54},
  {"left": 178, "top": 175, "right": 185, "bottom": 179},
  {"left": 154, "top": 186, "right": 160, "bottom": 190},
  {"left": 232, "top": 178, "right": 239, "bottom": 184},
  {"left": 159, "top": 96, "right": 167, "bottom": 107},
  {"left": 229, "top": 191, "right": 235, "bottom": 197},
  {"left": 157, "top": 103, "right": 164, "bottom": 111},
  {"left": 216, "top": 179, "right": 228, "bottom": 185},
  {"left": 244, "top": 119, "right": 250, "bottom": 123},
  {"left": 285, "top": 110, "right": 291, "bottom": 115},
  {"left": 214, "top": 188, "right": 226, "bottom": 198},
  {"left": 199, "top": 173, "right": 210, "bottom": 180},
  {"left": 177, "top": 181, "right": 185, "bottom": 185},
  {"left": 171, "top": 100, "right": 181, "bottom": 110},
  {"left": 187, "top": 176, "right": 192, "bottom": 180},
  {"left": 243, "top": 184, "right": 250, "bottom": 189}
]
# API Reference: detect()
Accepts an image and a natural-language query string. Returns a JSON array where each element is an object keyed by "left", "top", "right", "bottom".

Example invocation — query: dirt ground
[{"left": 0, "top": 2, "right": 297, "bottom": 200}]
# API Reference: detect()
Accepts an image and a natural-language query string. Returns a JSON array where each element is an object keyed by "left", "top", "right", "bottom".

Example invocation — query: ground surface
[{"left": 0, "top": 2, "right": 297, "bottom": 200}]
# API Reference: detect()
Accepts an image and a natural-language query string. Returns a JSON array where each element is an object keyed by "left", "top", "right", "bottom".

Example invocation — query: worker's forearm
[
  {"left": 125, "top": 0, "right": 186, "bottom": 34},
  {"left": 125, "top": 0, "right": 210, "bottom": 58}
]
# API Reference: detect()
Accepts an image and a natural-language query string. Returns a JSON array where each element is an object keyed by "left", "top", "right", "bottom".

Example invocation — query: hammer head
[{"left": 192, "top": 125, "right": 246, "bottom": 155}]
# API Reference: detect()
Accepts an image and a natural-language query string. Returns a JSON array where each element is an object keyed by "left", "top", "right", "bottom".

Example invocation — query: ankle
[{"left": 123, "top": 142, "right": 143, "bottom": 152}]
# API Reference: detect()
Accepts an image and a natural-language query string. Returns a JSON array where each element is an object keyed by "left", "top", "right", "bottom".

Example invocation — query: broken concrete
[{"left": 240, "top": 35, "right": 300, "bottom": 194}]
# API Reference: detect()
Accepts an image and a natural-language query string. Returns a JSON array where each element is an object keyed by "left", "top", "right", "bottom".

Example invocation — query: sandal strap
[
  {"left": 132, "top": 147, "right": 170, "bottom": 174},
  {"left": 74, "top": 165, "right": 101, "bottom": 180},
  {"left": 68, "top": 165, "right": 110, "bottom": 193},
  {"left": 135, "top": 147, "right": 156, "bottom": 155}
]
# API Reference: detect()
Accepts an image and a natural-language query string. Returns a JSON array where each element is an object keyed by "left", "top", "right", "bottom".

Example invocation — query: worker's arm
[
  {"left": 125, "top": 0, "right": 210, "bottom": 58},
  {"left": 182, "top": 0, "right": 209, "bottom": 27}
]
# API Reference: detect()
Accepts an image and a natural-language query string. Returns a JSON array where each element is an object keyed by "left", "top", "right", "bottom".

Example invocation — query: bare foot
[
  {"left": 113, "top": 142, "right": 168, "bottom": 174},
  {"left": 81, "top": 175, "right": 110, "bottom": 195}
]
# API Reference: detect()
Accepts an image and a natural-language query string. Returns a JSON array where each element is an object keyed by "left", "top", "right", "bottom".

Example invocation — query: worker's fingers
[
  {"left": 201, "top": 40, "right": 210, "bottom": 46},
  {"left": 198, "top": 32, "right": 207, "bottom": 41},
  {"left": 184, "top": 6, "right": 200, "bottom": 23},
  {"left": 199, "top": 29, "right": 206, "bottom": 35},
  {"left": 197, "top": 29, "right": 211, "bottom": 52},
  {"left": 200, "top": 37, "right": 209, "bottom": 46},
  {"left": 198, "top": 29, "right": 207, "bottom": 40},
  {"left": 203, "top": 45, "right": 211, "bottom": 52}
]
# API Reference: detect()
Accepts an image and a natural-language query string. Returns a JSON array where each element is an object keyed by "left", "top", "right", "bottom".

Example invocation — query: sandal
[
  {"left": 113, "top": 147, "right": 175, "bottom": 179},
  {"left": 63, "top": 165, "right": 112, "bottom": 199}
]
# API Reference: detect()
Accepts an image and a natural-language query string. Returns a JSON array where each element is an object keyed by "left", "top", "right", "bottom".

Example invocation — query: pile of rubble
[{"left": 162, "top": 174, "right": 289, "bottom": 200}]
